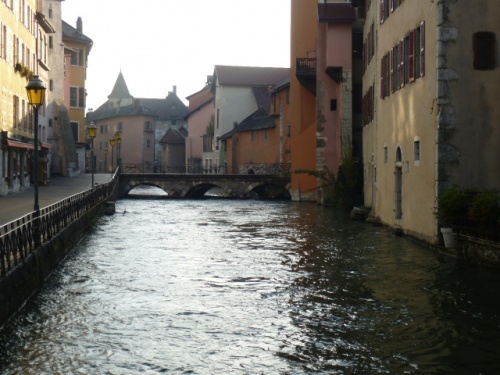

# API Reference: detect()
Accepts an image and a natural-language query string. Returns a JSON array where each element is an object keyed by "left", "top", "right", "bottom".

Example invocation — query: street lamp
[
  {"left": 114, "top": 131, "right": 122, "bottom": 167},
  {"left": 26, "top": 75, "right": 46, "bottom": 248},
  {"left": 104, "top": 148, "right": 108, "bottom": 172},
  {"left": 110, "top": 137, "right": 116, "bottom": 171},
  {"left": 87, "top": 121, "right": 97, "bottom": 187}
]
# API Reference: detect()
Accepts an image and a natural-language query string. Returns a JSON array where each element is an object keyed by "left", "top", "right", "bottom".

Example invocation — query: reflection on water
[{"left": 0, "top": 191, "right": 500, "bottom": 374}]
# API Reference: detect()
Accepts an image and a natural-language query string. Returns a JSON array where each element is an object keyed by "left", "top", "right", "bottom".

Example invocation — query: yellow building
[
  {"left": 0, "top": 0, "right": 54, "bottom": 194},
  {"left": 362, "top": 0, "right": 500, "bottom": 244},
  {"left": 62, "top": 17, "right": 92, "bottom": 172}
]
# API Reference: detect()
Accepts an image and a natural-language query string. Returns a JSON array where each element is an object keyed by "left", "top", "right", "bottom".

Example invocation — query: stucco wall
[{"left": 442, "top": 0, "right": 500, "bottom": 191}]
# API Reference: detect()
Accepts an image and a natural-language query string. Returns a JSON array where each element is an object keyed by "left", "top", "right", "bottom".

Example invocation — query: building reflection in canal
[{"left": 0, "top": 191, "right": 499, "bottom": 374}]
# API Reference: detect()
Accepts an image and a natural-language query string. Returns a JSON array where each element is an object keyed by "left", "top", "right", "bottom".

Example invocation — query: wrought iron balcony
[{"left": 296, "top": 58, "right": 317, "bottom": 95}]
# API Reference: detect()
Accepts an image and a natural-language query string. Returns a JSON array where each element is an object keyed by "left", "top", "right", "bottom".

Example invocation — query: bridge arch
[{"left": 117, "top": 173, "right": 291, "bottom": 200}]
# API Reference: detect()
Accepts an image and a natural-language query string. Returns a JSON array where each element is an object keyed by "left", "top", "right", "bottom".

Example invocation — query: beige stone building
[
  {"left": 361, "top": 0, "right": 500, "bottom": 243},
  {"left": 0, "top": 0, "right": 55, "bottom": 194}
]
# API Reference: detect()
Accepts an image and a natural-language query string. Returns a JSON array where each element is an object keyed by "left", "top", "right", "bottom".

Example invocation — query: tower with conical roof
[{"left": 107, "top": 71, "right": 134, "bottom": 108}]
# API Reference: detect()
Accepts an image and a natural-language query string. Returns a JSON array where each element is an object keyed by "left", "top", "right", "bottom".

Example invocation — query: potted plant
[{"left": 437, "top": 186, "right": 468, "bottom": 248}]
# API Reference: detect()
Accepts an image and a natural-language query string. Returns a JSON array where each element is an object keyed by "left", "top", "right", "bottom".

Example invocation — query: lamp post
[
  {"left": 87, "top": 121, "right": 97, "bottom": 187},
  {"left": 110, "top": 138, "right": 116, "bottom": 171},
  {"left": 114, "top": 131, "right": 122, "bottom": 167},
  {"left": 26, "top": 75, "right": 46, "bottom": 248},
  {"left": 104, "top": 148, "right": 108, "bottom": 172}
]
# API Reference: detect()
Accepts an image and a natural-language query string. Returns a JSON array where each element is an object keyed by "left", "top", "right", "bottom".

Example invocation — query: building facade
[
  {"left": 62, "top": 17, "right": 92, "bottom": 173},
  {"left": 89, "top": 72, "right": 188, "bottom": 172},
  {"left": 207, "top": 65, "right": 289, "bottom": 173},
  {"left": 290, "top": 0, "right": 362, "bottom": 202},
  {"left": 361, "top": 0, "right": 500, "bottom": 243},
  {"left": 0, "top": 0, "right": 55, "bottom": 195},
  {"left": 185, "top": 81, "right": 215, "bottom": 172}
]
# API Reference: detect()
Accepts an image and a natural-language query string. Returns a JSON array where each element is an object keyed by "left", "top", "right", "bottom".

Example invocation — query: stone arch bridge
[{"left": 117, "top": 173, "right": 291, "bottom": 200}]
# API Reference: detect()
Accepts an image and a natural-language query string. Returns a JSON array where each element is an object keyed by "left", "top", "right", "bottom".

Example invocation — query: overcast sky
[{"left": 61, "top": 0, "right": 291, "bottom": 110}]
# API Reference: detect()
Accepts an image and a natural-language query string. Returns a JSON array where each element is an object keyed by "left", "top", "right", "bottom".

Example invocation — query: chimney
[
  {"left": 77, "top": 17, "right": 82, "bottom": 33},
  {"left": 173, "top": 85, "right": 177, "bottom": 95}
]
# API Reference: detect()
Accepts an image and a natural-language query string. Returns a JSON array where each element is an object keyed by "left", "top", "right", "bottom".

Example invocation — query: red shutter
[
  {"left": 399, "top": 40, "right": 404, "bottom": 88},
  {"left": 390, "top": 49, "right": 395, "bottom": 93},
  {"left": 409, "top": 30, "right": 415, "bottom": 82},
  {"left": 420, "top": 21, "right": 425, "bottom": 77},
  {"left": 380, "top": 0, "right": 385, "bottom": 24},
  {"left": 381, "top": 55, "right": 385, "bottom": 98}
]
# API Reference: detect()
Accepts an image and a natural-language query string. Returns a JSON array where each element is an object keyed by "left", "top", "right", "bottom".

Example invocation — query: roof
[
  {"left": 91, "top": 101, "right": 157, "bottom": 122},
  {"left": 318, "top": 3, "right": 357, "bottom": 23},
  {"left": 211, "top": 65, "right": 290, "bottom": 91},
  {"left": 108, "top": 72, "right": 133, "bottom": 99},
  {"left": 159, "top": 128, "right": 186, "bottom": 144},
  {"left": 62, "top": 20, "right": 93, "bottom": 46},
  {"left": 219, "top": 108, "right": 276, "bottom": 140},
  {"left": 140, "top": 92, "right": 189, "bottom": 121},
  {"left": 92, "top": 72, "right": 189, "bottom": 122}
]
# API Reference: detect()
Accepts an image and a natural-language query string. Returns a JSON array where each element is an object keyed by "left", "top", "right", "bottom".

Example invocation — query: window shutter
[
  {"left": 381, "top": 56, "right": 385, "bottom": 98},
  {"left": 390, "top": 0, "right": 394, "bottom": 12},
  {"left": 380, "top": 0, "right": 385, "bottom": 24},
  {"left": 398, "top": 40, "right": 404, "bottom": 88},
  {"left": 409, "top": 30, "right": 415, "bottom": 82},
  {"left": 473, "top": 32, "right": 496, "bottom": 70},
  {"left": 390, "top": 49, "right": 395, "bottom": 93},
  {"left": 420, "top": 21, "right": 425, "bottom": 77}
]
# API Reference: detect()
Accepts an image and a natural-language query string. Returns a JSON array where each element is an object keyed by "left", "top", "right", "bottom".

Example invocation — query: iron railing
[
  {"left": 453, "top": 191, "right": 500, "bottom": 242},
  {"left": 120, "top": 163, "right": 291, "bottom": 176},
  {"left": 0, "top": 169, "right": 119, "bottom": 278}
]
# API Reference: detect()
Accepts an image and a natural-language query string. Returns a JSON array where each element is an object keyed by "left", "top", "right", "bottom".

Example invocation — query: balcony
[{"left": 296, "top": 58, "right": 317, "bottom": 95}]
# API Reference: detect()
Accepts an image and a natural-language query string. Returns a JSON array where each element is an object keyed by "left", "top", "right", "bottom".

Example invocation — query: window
[
  {"left": 264, "top": 128, "right": 268, "bottom": 140},
  {"left": 49, "top": 118, "right": 53, "bottom": 127},
  {"left": 49, "top": 79, "right": 53, "bottom": 91},
  {"left": 144, "top": 121, "right": 153, "bottom": 131},
  {"left": 251, "top": 130, "right": 255, "bottom": 142},
  {"left": 70, "top": 87, "right": 77, "bottom": 107},
  {"left": 1, "top": 25, "right": 6, "bottom": 60},
  {"left": 118, "top": 122, "right": 123, "bottom": 132},
  {"left": 70, "top": 122, "right": 79, "bottom": 142},
  {"left": 146, "top": 139, "right": 151, "bottom": 148},
  {"left": 473, "top": 32, "right": 496, "bottom": 70},
  {"left": 414, "top": 139, "right": 420, "bottom": 162},
  {"left": 49, "top": 36, "right": 53, "bottom": 49},
  {"left": 330, "top": 99, "right": 337, "bottom": 111},
  {"left": 384, "top": 145, "right": 388, "bottom": 164},
  {"left": 78, "top": 88, "right": 85, "bottom": 107},
  {"left": 70, "top": 49, "right": 84, "bottom": 66},
  {"left": 70, "top": 87, "right": 85, "bottom": 108}
]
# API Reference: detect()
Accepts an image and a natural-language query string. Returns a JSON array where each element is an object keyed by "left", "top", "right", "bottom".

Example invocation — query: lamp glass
[
  {"left": 87, "top": 122, "right": 97, "bottom": 139},
  {"left": 26, "top": 76, "right": 46, "bottom": 106},
  {"left": 115, "top": 131, "right": 122, "bottom": 143},
  {"left": 110, "top": 138, "right": 116, "bottom": 147}
]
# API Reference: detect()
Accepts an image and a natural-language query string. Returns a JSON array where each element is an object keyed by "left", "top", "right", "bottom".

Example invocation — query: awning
[{"left": 6, "top": 140, "right": 52, "bottom": 150}]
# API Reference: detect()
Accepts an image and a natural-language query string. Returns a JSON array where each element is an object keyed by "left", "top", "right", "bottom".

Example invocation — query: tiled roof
[
  {"left": 140, "top": 93, "right": 189, "bottom": 121},
  {"left": 91, "top": 102, "right": 157, "bottom": 122},
  {"left": 219, "top": 108, "right": 276, "bottom": 140},
  {"left": 212, "top": 65, "right": 290, "bottom": 89},
  {"left": 62, "top": 20, "right": 93, "bottom": 45},
  {"left": 159, "top": 128, "right": 186, "bottom": 144},
  {"left": 108, "top": 72, "right": 133, "bottom": 99}
]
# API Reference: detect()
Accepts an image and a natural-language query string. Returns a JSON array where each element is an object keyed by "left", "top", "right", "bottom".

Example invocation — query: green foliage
[
  {"left": 295, "top": 142, "right": 363, "bottom": 211},
  {"left": 437, "top": 186, "right": 469, "bottom": 227},
  {"left": 469, "top": 191, "right": 500, "bottom": 230},
  {"left": 206, "top": 115, "right": 215, "bottom": 135}
]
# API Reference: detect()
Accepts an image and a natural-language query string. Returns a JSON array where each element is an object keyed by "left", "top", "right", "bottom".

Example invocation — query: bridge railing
[
  {"left": 121, "top": 163, "right": 291, "bottom": 176},
  {"left": 0, "top": 169, "right": 119, "bottom": 279}
]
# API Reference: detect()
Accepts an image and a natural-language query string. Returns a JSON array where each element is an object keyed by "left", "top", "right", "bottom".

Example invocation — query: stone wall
[{"left": 0, "top": 205, "right": 102, "bottom": 328}]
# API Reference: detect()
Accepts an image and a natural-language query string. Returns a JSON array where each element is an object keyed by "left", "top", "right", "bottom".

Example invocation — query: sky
[{"left": 61, "top": 0, "right": 291, "bottom": 110}]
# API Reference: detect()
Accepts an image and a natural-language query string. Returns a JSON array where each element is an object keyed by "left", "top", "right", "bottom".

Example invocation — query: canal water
[{"left": 1, "top": 188, "right": 500, "bottom": 374}]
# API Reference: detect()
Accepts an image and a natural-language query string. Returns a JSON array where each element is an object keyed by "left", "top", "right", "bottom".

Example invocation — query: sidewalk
[{"left": 0, "top": 173, "right": 112, "bottom": 226}]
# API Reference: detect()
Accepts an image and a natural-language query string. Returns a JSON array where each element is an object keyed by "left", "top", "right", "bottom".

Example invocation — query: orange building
[{"left": 290, "top": 0, "right": 362, "bottom": 203}]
